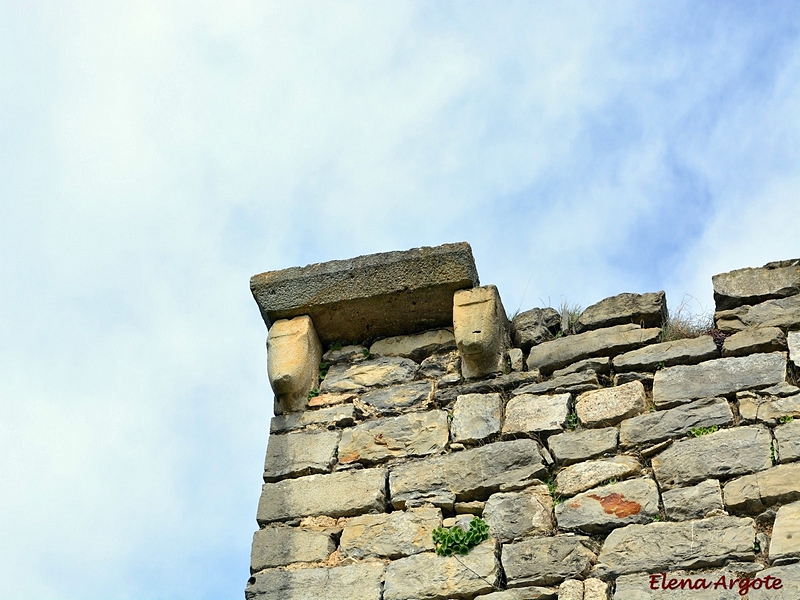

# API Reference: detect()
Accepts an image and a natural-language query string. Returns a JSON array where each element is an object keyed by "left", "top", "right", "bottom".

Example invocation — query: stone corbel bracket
[{"left": 453, "top": 285, "right": 510, "bottom": 379}]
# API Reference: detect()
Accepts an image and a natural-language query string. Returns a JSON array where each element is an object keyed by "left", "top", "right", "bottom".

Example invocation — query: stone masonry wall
[{"left": 246, "top": 244, "right": 800, "bottom": 600}]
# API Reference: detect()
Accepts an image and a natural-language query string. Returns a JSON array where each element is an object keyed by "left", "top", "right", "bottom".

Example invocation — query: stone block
[
  {"left": 502, "top": 535, "right": 596, "bottom": 587},
  {"left": 712, "top": 262, "right": 800, "bottom": 310},
  {"left": 749, "top": 563, "right": 800, "bottom": 599},
  {"left": 451, "top": 393, "right": 503, "bottom": 444},
  {"left": 552, "top": 357, "right": 611, "bottom": 377},
  {"left": 555, "top": 477, "right": 659, "bottom": 533},
  {"left": 256, "top": 468, "right": 386, "bottom": 523},
  {"left": 321, "top": 344, "right": 367, "bottom": 364},
  {"left": 612, "top": 335, "right": 718, "bottom": 372},
  {"left": 584, "top": 578, "right": 608, "bottom": 600},
  {"left": 775, "top": 419, "right": 800, "bottom": 463},
  {"left": 619, "top": 397, "right": 733, "bottom": 448},
  {"left": 557, "top": 580, "right": 582, "bottom": 600},
  {"left": 475, "top": 588, "right": 556, "bottom": 600},
  {"left": 250, "top": 526, "right": 335, "bottom": 570},
  {"left": 320, "top": 356, "right": 418, "bottom": 394},
  {"left": 527, "top": 324, "right": 661, "bottom": 375},
  {"left": 715, "top": 294, "right": 800, "bottom": 333},
  {"left": 662, "top": 479, "right": 724, "bottom": 521},
  {"left": 547, "top": 427, "right": 618, "bottom": 466},
  {"left": 508, "top": 348, "right": 524, "bottom": 371},
  {"left": 454, "top": 285, "right": 509, "bottom": 379},
  {"left": 262, "top": 430, "right": 339, "bottom": 482},
  {"left": 370, "top": 329, "right": 456, "bottom": 361},
  {"left": 360, "top": 381, "right": 433, "bottom": 415},
  {"left": 722, "top": 326, "right": 786, "bottom": 357},
  {"left": 555, "top": 455, "right": 641, "bottom": 497},
  {"left": 389, "top": 439, "right": 547, "bottom": 509},
  {"left": 482, "top": 484, "right": 553, "bottom": 542},
  {"left": 503, "top": 393, "right": 570, "bottom": 435},
  {"left": 245, "top": 562, "right": 384, "bottom": 600},
  {"left": 307, "top": 391, "right": 355, "bottom": 408},
  {"left": 576, "top": 291, "right": 667, "bottom": 332},
  {"left": 511, "top": 307, "right": 561, "bottom": 350},
  {"left": 338, "top": 411, "right": 448, "bottom": 465},
  {"left": 652, "top": 353, "right": 787, "bottom": 408},
  {"left": 419, "top": 350, "right": 461, "bottom": 379},
  {"left": 651, "top": 425, "right": 773, "bottom": 490},
  {"left": 270, "top": 404, "right": 357, "bottom": 433},
  {"left": 723, "top": 462, "right": 800, "bottom": 513},
  {"left": 613, "top": 372, "right": 653, "bottom": 386},
  {"left": 267, "top": 316, "right": 322, "bottom": 413},
  {"left": 511, "top": 371, "right": 599, "bottom": 396},
  {"left": 383, "top": 539, "right": 498, "bottom": 600},
  {"left": 575, "top": 381, "right": 646, "bottom": 428},
  {"left": 338, "top": 507, "right": 440, "bottom": 560},
  {"left": 789, "top": 331, "right": 800, "bottom": 368},
  {"left": 251, "top": 242, "right": 478, "bottom": 343},
  {"left": 738, "top": 393, "right": 800, "bottom": 425},
  {"left": 594, "top": 516, "right": 754, "bottom": 578},
  {"left": 768, "top": 500, "right": 800, "bottom": 563}
]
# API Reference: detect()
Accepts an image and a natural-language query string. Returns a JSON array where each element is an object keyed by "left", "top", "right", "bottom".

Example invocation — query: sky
[{"left": 1, "top": 1, "right": 799, "bottom": 599}]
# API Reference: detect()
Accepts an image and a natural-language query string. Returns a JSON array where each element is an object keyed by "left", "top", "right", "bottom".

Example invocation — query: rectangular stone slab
[
  {"left": 250, "top": 242, "right": 478, "bottom": 343},
  {"left": 712, "top": 261, "right": 800, "bottom": 310},
  {"left": 245, "top": 562, "right": 385, "bottom": 600}
]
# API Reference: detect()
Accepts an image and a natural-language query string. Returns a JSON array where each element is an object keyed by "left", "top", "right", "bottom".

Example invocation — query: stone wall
[{"left": 246, "top": 244, "right": 800, "bottom": 600}]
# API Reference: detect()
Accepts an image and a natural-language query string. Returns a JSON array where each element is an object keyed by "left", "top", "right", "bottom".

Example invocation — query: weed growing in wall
[
  {"left": 688, "top": 425, "right": 718, "bottom": 437},
  {"left": 432, "top": 518, "right": 489, "bottom": 556}
]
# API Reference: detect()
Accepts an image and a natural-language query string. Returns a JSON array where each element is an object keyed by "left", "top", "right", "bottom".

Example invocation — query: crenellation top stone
[{"left": 250, "top": 242, "right": 479, "bottom": 343}]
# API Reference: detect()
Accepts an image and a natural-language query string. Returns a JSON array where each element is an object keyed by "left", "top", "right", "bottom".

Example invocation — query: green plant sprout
[
  {"left": 778, "top": 415, "right": 794, "bottom": 424},
  {"left": 307, "top": 388, "right": 319, "bottom": 399},
  {"left": 432, "top": 518, "right": 489, "bottom": 556},
  {"left": 688, "top": 425, "right": 718, "bottom": 438}
]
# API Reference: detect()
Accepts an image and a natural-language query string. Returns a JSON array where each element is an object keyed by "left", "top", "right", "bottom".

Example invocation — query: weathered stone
[
  {"left": 651, "top": 425, "right": 773, "bottom": 490},
  {"left": 662, "top": 479, "right": 724, "bottom": 521},
  {"left": 715, "top": 294, "right": 800, "bottom": 333},
  {"left": 552, "top": 357, "right": 611, "bottom": 377},
  {"left": 652, "top": 353, "right": 787, "bottom": 408},
  {"left": 482, "top": 484, "right": 553, "bottom": 542},
  {"left": 251, "top": 242, "right": 478, "bottom": 343},
  {"left": 267, "top": 316, "right": 323, "bottom": 413},
  {"left": 320, "top": 356, "right": 418, "bottom": 394},
  {"left": 502, "top": 535, "right": 596, "bottom": 587},
  {"left": 512, "top": 371, "right": 599, "bottom": 396},
  {"left": 384, "top": 539, "right": 498, "bottom": 600},
  {"left": 250, "top": 526, "right": 335, "bottom": 570},
  {"left": 575, "top": 381, "right": 646, "bottom": 428},
  {"left": 475, "top": 587, "right": 556, "bottom": 600},
  {"left": 775, "top": 419, "right": 800, "bottom": 463},
  {"left": 503, "top": 393, "right": 570, "bottom": 435},
  {"left": 339, "top": 507, "right": 440, "bottom": 559},
  {"left": 337, "top": 411, "right": 448, "bottom": 465},
  {"left": 257, "top": 468, "right": 386, "bottom": 523},
  {"left": 245, "top": 563, "right": 384, "bottom": 600},
  {"left": 761, "top": 381, "right": 800, "bottom": 396},
  {"left": 576, "top": 291, "right": 667, "bottom": 333},
  {"left": 547, "top": 427, "right": 618, "bottom": 466},
  {"left": 613, "top": 372, "right": 653, "bottom": 386},
  {"left": 389, "top": 439, "right": 547, "bottom": 508},
  {"left": 370, "top": 329, "right": 456, "bottom": 361},
  {"left": 419, "top": 350, "right": 461, "bottom": 380},
  {"left": 527, "top": 324, "right": 661, "bottom": 375},
  {"left": 439, "top": 372, "right": 541, "bottom": 403},
  {"left": 749, "top": 563, "right": 800, "bottom": 599},
  {"left": 270, "top": 404, "right": 357, "bottom": 433},
  {"left": 789, "top": 331, "right": 800, "bottom": 368},
  {"left": 556, "top": 477, "right": 659, "bottom": 533},
  {"left": 307, "top": 391, "right": 355, "bottom": 408},
  {"left": 360, "top": 381, "right": 433, "bottom": 415},
  {"left": 454, "top": 285, "right": 509, "bottom": 379},
  {"left": 451, "top": 393, "right": 503, "bottom": 444},
  {"left": 555, "top": 455, "right": 641, "bottom": 497},
  {"left": 613, "top": 335, "right": 718, "bottom": 372},
  {"left": 557, "top": 579, "right": 583, "bottom": 600},
  {"left": 583, "top": 578, "right": 608, "bottom": 600},
  {"left": 322, "top": 344, "right": 367, "bottom": 364},
  {"left": 722, "top": 326, "right": 786, "bottom": 357},
  {"left": 512, "top": 307, "right": 561, "bottom": 350},
  {"left": 769, "top": 501, "right": 800, "bottom": 563},
  {"left": 508, "top": 347, "right": 524, "bottom": 371},
  {"left": 455, "top": 501, "right": 485, "bottom": 515},
  {"left": 712, "top": 262, "right": 800, "bottom": 310},
  {"left": 724, "top": 462, "right": 800, "bottom": 513},
  {"left": 594, "top": 516, "right": 754, "bottom": 578},
  {"left": 619, "top": 397, "right": 734, "bottom": 448},
  {"left": 614, "top": 570, "right": 754, "bottom": 600},
  {"left": 263, "top": 430, "right": 339, "bottom": 482},
  {"left": 738, "top": 393, "right": 800, "bottom": 425}
]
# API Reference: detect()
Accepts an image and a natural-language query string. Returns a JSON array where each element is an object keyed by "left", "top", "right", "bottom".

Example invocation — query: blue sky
[{"left": 1, "top": 2, "right": 799, "bottom": 599}]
